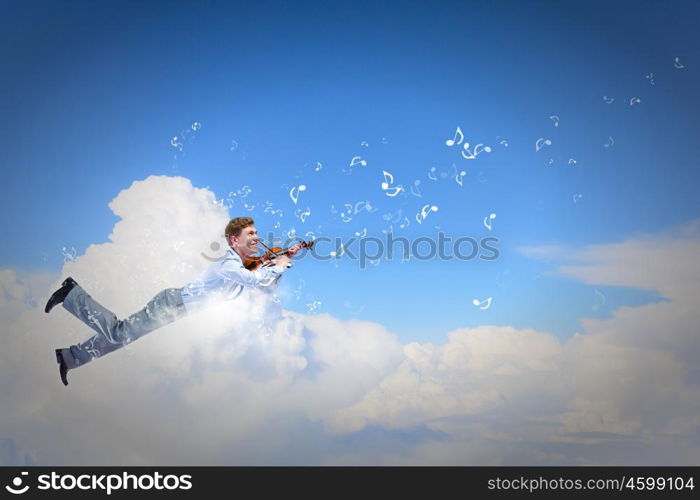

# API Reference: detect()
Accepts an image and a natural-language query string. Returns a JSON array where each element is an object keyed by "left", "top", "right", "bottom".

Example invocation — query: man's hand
[
  {"left": 287, "top": 245, "right": 301, "bottom": 257},
  {"left": 275, "top": 254, "right": 292, "bottom": 269}
]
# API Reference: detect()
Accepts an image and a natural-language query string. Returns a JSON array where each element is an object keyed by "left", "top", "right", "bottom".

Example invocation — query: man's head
[{"left": 225, "top": 217, "right": 259, "bottom": 258}]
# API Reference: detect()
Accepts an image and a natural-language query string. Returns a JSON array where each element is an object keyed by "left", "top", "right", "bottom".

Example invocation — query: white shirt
[{"left": 180, "top": 248, "right": 284, "bottom": 312}]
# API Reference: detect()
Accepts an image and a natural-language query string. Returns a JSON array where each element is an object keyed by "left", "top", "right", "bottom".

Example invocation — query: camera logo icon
[{"left": 5, "top": 472, "right": 30, "bottom": 495}]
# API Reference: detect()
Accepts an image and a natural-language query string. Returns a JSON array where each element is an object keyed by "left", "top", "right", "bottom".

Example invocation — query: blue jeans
[{"left": 58, "top": 284, "right": 187, "bottom": 369}]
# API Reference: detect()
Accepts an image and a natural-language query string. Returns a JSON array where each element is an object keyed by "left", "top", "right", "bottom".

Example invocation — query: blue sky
[{"left": 2, "top": 0, "right": 698, "bottom": 344}]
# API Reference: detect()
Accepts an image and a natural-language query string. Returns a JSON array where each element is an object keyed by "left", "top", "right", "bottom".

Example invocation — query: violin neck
[
  {"left": 283, "top": 241, "right": 311, "bottom": 255},
  {"left": 270, "top": 240, "right": 313, "bottom": 259}
]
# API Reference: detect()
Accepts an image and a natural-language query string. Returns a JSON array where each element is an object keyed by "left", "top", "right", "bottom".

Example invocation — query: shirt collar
[{"left": 227, "top": 248, "right": 241, "bottom": 262}]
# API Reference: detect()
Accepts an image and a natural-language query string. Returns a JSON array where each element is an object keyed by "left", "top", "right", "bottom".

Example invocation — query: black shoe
[
  {"left": 55, "top": 349, "right": 69, "bottom": 386},
  {"left": 44, "top": 277, "right": 78, "bottom": 313}
]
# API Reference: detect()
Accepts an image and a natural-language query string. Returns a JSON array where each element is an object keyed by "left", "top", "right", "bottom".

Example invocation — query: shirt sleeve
[{"left": 217, "top": 258, "right": 285, "bottom": 291}]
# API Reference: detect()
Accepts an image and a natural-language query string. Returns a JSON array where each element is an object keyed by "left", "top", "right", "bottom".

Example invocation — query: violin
[{"left": 243, "top": 240, "right": 315, "bottom": 271}]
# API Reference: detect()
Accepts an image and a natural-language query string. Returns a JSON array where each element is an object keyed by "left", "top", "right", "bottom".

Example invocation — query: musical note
[
  {"left": 355, "top": 228, "right": 367, "bottom": 237},
  {"left": 573, "top": 194, "right": 583, "bottom": 204},
  {"left": 472, "top": 297, "right": 493, "bottom": 310},
  {"left": 170, "top": 136, "right": 183, "bottom": 151},
  {"left": 264, "top": 202, "right": 283, "bottom": 216},
  {"left": 366, "top": 201, "right": 377, "bottom": 213},
  {"left": 674, "top": 56, "right": 684, "bottom": 69},
  {"left": 399, "top": 217, "right": 410, "bottom": 229},
  {"left": 191, "top": 122, "right": 202, "bottom": 131},
  {"left": 629, "top": 97, "right": 641, "bottom": 106},
  {"left": 361, "top": 141, "right": 369, "bottom": 147},
  {"left": 603, "top": 136, "right": 615, "bottom": 148},
  {"left": 340, "top": 204, "right": 353, "bottom": 223},
  {"left": 243, "top": 202, "right": 255, "bottom": 211},
  {"left": 548, "top": 158, "right": 555, "bottom": 166},
  {"left": 381, "top": 224, "right": 393, "bottom": 235},
  {"left": 592, "top": 288, "right": 606, "bottom": 311},
  {"left": 445, "top": 126, "right": 464, "bottom": 147},
  {"left": 315, "top": 161, "right": 323, "bottom": 171},
  {"left": 568, "top": 158, "right": 577, "bottom": 165},
  {"left": 603, "top": 96, "right": 615, "bottom": 104},
  {"left": 229, "top": 139, "right": 239, "bottom": 151},
  {"left": 273, "top": 221, "right": 281, "bottom": 229},
  {"left": 535, "top": 138, "right": 552, "bottom": 152},
  {"left": 475, "top": 144, "right": 491, "bottom": 156},
  {"left": 62, "top": 246, "right": 77, "bottom": 263},
  {"left": 462, "top": 144, "right": 476, "bottom": 160},
  {"left": 352, "top": 200, "right": 375, "bottom": 214},
  {"left": 306, "top": 300, "right": 322, "bottom": 313},
  {"left": 440, "top": 163, "right": 457, "bottom": 180},
  {"left": 495, "top": 268, "right": 511, "bottom": 289},
  {"left": 230, "top": 185, "right": 251, "bottom": 198},
  {"left": 410, "top": 179, "right": 423, "bottom": 197},
  {"left": 549, "top": 115, "right": 560, "bottom": 127},
  {"left": 381, "top": 137, "right": 388, "bottom": 144},
  {"left": 293, "top": 279, "right": 306, "bottom": 301},
  {"left": 428, "top": 167, "right": 438, "bottom": 180},
  {"left": 645, "top": 73, "right": 655, "bottom": 85},
  {"left": 462, "top": 143, "right": 492, "bottom": 160},
  {"left": 455, "top": 170, "right": 467, "bottom": 186},
  {"left": 289, "top": 184, "right": 307, "bottom": 204},
  {"left": 497, "top": 136, "right": 509, "bottom": 147},
  {"left": 381, "top": 170, "right": 404, "bottom": 197},
  {"left": 383, "top": 208, "right": 402, "bottom": 223},
  {"left": 329, "top": 243, "right": 344, "bottom": 258},
  {"left": 416, "top": 204, "right": 438, "bottom": 224},
  {"left": 483, "top": 213, "right": 496, "bottom": 231},
  {"left": 295, "top": 207, "right": 311, "bottom": 222},
  {"left": 349, "top": 156, "right": 367, "bottom": 167}
]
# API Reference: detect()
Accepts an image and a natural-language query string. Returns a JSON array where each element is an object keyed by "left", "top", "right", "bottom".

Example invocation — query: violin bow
[{"left": 258, "top": 240, "right": 277, "bottom": 255}]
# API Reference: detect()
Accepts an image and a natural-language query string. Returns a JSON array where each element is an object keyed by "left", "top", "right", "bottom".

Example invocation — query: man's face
[{"left": 232, "top": 225, "right": 259, "bottom": 258}]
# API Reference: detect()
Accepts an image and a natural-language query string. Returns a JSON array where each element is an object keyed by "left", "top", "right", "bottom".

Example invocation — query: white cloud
[
  {"left": 1, "top": 176, "right": 698, "bottom": 465},
  {"left": 324, "top": 326, "right": 564, "bottom": 435},
  {"left": 0, "top": 268, "right": 56, "bottom": 323},
  {"left": 0, "top": 175, "right": 403, "bottom": 465},
  {"left": 324, "top": 220, "right": 700, "bottom": 464}
]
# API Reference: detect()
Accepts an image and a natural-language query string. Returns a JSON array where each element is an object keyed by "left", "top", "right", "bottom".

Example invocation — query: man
[{"left": 45, "top": 217, "right": 299, "bottom": 386}]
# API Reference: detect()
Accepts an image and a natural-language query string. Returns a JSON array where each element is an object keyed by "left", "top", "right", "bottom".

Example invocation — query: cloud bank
[{"left": 1, "top": 176, "right": 698, "bottom": 465}]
